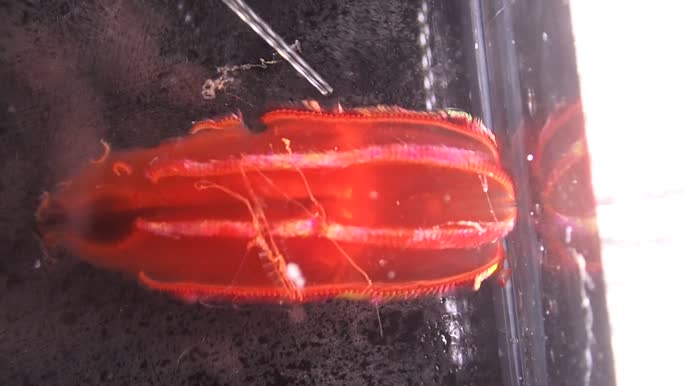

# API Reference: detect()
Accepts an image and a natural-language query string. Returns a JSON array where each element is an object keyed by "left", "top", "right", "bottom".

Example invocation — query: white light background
[{"left": 570, "top": 1, "right": 684, "bottom": 385}]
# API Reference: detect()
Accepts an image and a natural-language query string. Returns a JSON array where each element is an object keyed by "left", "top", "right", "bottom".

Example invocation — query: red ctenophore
[
  {"left": 531, "top": 102, "right": 599, "bottom": 272},
  {"left": 36, "top": 104, "right": 516, "bottom": 303}
]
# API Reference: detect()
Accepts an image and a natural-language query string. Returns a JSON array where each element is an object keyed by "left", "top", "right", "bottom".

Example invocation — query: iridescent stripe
[
  {"left": 146, "top": 143, "right": 496, "bottom": 182},
  {"left": 135, "top": 216, "right": 515, "bottom": 250}
]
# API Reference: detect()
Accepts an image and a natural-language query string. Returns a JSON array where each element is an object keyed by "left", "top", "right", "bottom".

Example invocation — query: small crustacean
[{"left": 36, "top": 103, "right": 516, "bottom": 303}]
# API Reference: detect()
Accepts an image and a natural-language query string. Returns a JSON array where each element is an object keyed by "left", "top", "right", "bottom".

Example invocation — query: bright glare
[{"left": 570, "top": 1, "right": 684, "bottom": 385}]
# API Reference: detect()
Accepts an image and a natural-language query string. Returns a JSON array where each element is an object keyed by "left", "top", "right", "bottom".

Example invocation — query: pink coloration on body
[{"left": 37, "top": 104, "right": 516, "bottom": 303}]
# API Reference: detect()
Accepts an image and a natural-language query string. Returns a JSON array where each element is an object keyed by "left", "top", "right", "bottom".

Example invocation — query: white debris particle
[{"left": 286, "top": 262, "right": 306, "bottom": 288}]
